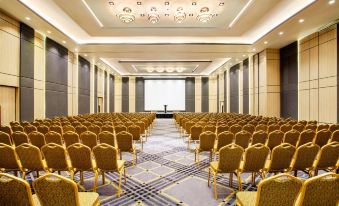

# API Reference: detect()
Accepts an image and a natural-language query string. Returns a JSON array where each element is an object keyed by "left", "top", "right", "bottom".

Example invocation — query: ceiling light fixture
[
  {"left": 146, "top": 67, "right": 154, "bottom": 73},
  {"left": 219, "top": 2, "right": 224, "bottom": 6},
  {"left": 156, "top": 67, "right": 165, "bottom": 72},
  {"left": 252, "top": 48, "right": 256, "bottom": 51},
  {"left": 118, "top": 7, "right": 135, "bottom": 23},
  {"left": 62, "top": 40, "right": 66, "bottom": 44},
  {"left": 299, "top": 18, "right": 304, "bottom": 23},
  {"left": 47, "top": 30, "right": 51, "bottom": 34},
  {"left": 192, "top": 2, "right": 197, "bottom": 5},
  {"left": 174, "top": 7, "right": 186, "bottom": 23},
  {"left": 166, "top": 67, "right": 174, "bottom": 72},
  {"left": 165, "top": 2, "right": 169, "bottom": 5},
  {"left": 328, "top": 0, "right": 335, "bottom": 4},
  {"left": 279, "top": 31, "right": 284, "bottom": 35},
  {"left": 25, "top": 17, "right": 30, "bottom": 20},
  {"left": 108, "top": 1, "right": 114, "bottom": 6},
  {"left": 84, "top": 54, "right": 87, "bottom": 57},
  {"left": 137, "top": 2, "right": 141, "bottom": 5},
  {"left": 196, "top": 7, "right": 213, "bottom": 23},
  {"left": 264, "top": 41, "right": 268, "bottom": 44},
  {"left": 148, "top": 7, "right": 160, "bottom": 24},
  {"left": 176, "top": 67, "right": 184, "bottom": 72}
]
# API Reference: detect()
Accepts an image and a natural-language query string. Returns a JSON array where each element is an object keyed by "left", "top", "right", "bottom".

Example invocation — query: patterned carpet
[{"left": 24, "top": 118, "right": 312, "bottom": 206}]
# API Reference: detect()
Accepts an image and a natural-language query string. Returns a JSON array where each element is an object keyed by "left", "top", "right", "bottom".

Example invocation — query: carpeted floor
[{"left": 25, "top": 119, "right": 312, "bottom": 206}]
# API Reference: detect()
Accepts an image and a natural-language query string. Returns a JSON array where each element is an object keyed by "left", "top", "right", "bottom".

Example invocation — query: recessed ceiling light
[
  {"left": 140, "top": 14, "right": 145, "bottom": 17},
  {"left": 264, "top": 41, "right": 268, "bottom": 44},
  {"left": 108, "top": 1, "right": 114, "bottom": 5},
  {"left": 137, "top": 2, "right": 141, "bottom": 5},
  {"left": 219, "top": 2, "right": 224, "bottom": 6},
  {"left": 189, "top": 14, "right": 194, "bottom": 17},
  {"left": 165, "top": 13, "right": 169, "bottom": 17},
  {"left": 252, "top": 48, "right": 256, "bottom": 51},
  {"left": 74, "top": 48, "right": 78, "bottom": 52},
  {"left": 25, "top": 17, "right": 30, "bottom": 20},
  {"left": 84, "top": 54, "right": 87, "bottom": 57},
  {"left": 299, "top": 19, "right": 304, "bottom": 23},
  {"left": 242, "top": 54, "right": 246, "bottom": 57},
  {"left": 328, "top": 0, "right": 335, "bottom": 4},
  {"left": 165, "top": 2, "right": 169, "bottom": 5},
  {"left": 279, "top": 31, "right": 284, "bottom": 35},
  {"left": 62, "top": 40, "right": 66, "bottom": 44},
  {"left": 192, "top": 2, "right": 197, "bottom": 5},
  {"left": 47, "top": 30, "right": 51, "bottom": 34}
]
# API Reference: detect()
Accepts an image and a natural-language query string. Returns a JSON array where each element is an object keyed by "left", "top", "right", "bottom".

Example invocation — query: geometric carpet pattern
[{"left": 23, "top": 119, "right": 313, "bottom": 206}]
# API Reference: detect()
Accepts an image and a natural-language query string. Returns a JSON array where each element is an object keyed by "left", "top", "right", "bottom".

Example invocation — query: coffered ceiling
[{"left": 0, "top": 0, "right": 338, "bottom": 76}]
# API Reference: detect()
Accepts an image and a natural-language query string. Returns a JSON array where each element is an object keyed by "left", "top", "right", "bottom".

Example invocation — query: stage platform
[{"left": 156, "top": 112, "right": 174, "bottom": 118}]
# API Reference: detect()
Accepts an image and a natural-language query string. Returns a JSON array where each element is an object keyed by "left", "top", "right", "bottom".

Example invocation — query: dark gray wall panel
[
  {"left": 185, "top": 77, "right": 195, "bottom": 112},
  {"left": 20, "top": 23, "right": 34, "bottom": 121},
  {"left": 280, "top": 42, "right": 298, "bottom": 119},
  {"left": 201, "top": 77, "right": 209, "bottom": 112},
  {"left": 230, "top": 64, "right": 239, "bottom": 113},
  {"left": 78, "top": 56, "right": 90, "bottom": 114},
  {"left": 224, "top": 71, "right": 227, "bottom": 112},
  {"left": 94, "top": 66, "right": 98, "bottom": 113},
  {"left": 243, "top": 59, "right": 249, "bottom": 114},
  {"left": 45, "top": 38, "right": 68, "bottom": 118},
  {"left": 122, "top": 77, "right": 129, "bottom": 112},
  {"left": 135, "top": 77, "right": 144, "bottom": 112},
  {"left": 109, "top": 75, "right": 114, "bottom": 112},
  {"left": 104, "top": 72, "right": 107, "bottom": 112}
]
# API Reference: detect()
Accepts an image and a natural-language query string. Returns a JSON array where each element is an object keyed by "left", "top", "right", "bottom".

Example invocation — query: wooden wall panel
[
  {"left": 114, "top": 76, "right": 122, "bottom": 112},
  {"left": 34, "top": 32, "right": 45, "bottom": 119},
  {"left": 0, "top": 86, "right": 16, "bottom": 125},
  {"left": 218, "top": 72, "right": 224, "bottom": 112},
  {"left": 208, "top": 75, "right": 217, "bottom": 112},
  {"left": 239, "top": 63, "right": 243, "bottom": 114},
  {"left": 129, "top": 77, "right": 136, "bottom": 112}
]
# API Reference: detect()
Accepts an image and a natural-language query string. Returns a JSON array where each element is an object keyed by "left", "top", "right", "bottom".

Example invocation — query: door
[
  {"left": 98, "top": 97, "right": 103, "bottom": 113},
  {"left": 0, "top": 86, "right": 17, "bottom": 125}
]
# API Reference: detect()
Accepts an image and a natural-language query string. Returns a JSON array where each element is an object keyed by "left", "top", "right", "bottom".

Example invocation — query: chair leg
[
  {"left": 209, "top": 151, "right": 212, "bottom": 162},
  {"left": 237, "top": 172, "right": 242, "bottom": 191},
  {"left": 93, "top": 171, "right": 98, "bottom": 192},
  {"left": 294, "top": 170, "right": 298, "bottom": 177},
  {"left": 229, "top": 173, "right": 233, "bottom": 187},
  {"left": 120, "top": 151, "right": 122, "bottom": 160},
  {"left": 124, "top": 168, "right": 126, "bottom": 184},
  {"left": 80, "top": 171, "right": 84, "bottom": 184},
  {"left": 102, "top": 171, "right": 105, "bottom": 184},
  {"left": 208, "top": 167, "right": 211, "bottom": 187},
  {"left": 58, "top": 171, "right": 61, "bottom": 175},
  {"left": 22, "top": 171, "right": 27, "bottom": 180},
  {"left": 213, "top": 172, "right": 218, "bottom": 199},
  {"left": 141, "top": 140, "right": 143, "bottom": 151},
  {"left": 117, "top": 172, "right": 122, "bottom": 197},
  {"left": 37, "top": 171, "right": 39, "bottom": 178}
]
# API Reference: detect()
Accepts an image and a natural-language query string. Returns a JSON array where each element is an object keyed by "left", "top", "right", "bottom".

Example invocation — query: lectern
[{"left": 164, "top": 105, "right": 167, "bottom": 113}]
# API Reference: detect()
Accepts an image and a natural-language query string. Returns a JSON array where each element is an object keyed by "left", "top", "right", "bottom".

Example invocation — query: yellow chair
[
  {"left": 208, "top": 144, "right": 243, "bottom": 199},
  {"left": 213, "top": 131, "right": 234, "bottom": 159},
  {"left": 93, "top": 143, "right": 126, "bottom": 197},
  {"left": 49, "top": 125, "right": 63, "bottom": 136},
  {"left": 45, "top": 131, "right": 63, "bottom": 145},
  {"left": 217, "top": 124, "right": 229, "bottom": 135},
  {"left": 0, "top": 173, "right": 35, "bottom": 205},
  {"left": 297, "top": 129, "right": 315, "bottom": 147},
  {"left": 255, "top": 124, "right": 268, "bottom": 132},
  {"left": 37, "top": 125, "right": 49, "bottom": 135},
  {"left": 236, "top": 173, "right": 302, "bottom": 206},
  {"left": 312, "top": 141, "right": 339, "bottom": 176},
  {"left": 63, "top": 124, "right": 75, "bottom": 133},
  {"left": 264, "top": 143, "right": 295, "bottom": 176},
  {"left": 297, "top": 172, "right": 338, "bottom": 206},
  {"left": 242, "top": 124, "right": 255, "bottom": 134},
  {"left": 289, "top": 142, "right": 319, "bottom": 177},
  {"left": 280, "top": 124, "right": 292, "bottom": 133},
  {"left": 330, "top": 129, "right": 339, "bottom": 142},
  {"left": 28, "top": 131, "right": 46, "bottom": 150},
  {"left": 188, "top": 125, "right": 203, "bottom": 149},
  {"left": 33, "top": 173, "right": 100, "bottom": 206},
  {"left": 80, "top": 131, "right": 98, "bottom": 150},
  {"left": 283, "top": 129, "right": 300, "bottom": 146},
  {"left": 114, "top": 125, "right": 127, "bottom": 135},
  {"left": 239, "top": 143, "right": 270, "bottom": 185},
  {"left": 101, "top": 125, "right": 114, "bottom": 133},
  {"left": 0, "top": 125, "right": 12, "bottom": 136},
  {"left": 267, "top": 124, "right": 280, "bottom": 133},
  {"left": 128, "top": 125, "right": 144, "bottom": 151},
  {"left": 203, "top": 124, "right": 216, "bottom": 133},
  {"left": 195, "top": 131, "right": 216, "bottom": 165},
  {"left": 63, "top": 131, "right": 80, "bottom": 148},
  {"left": 329, "top": 124, "right": 339, "bottom": 133},
  {"left": 11, "top": 125, "right": 24, "bottom": 132},
  {"left": 317, "top": 124, "right": 329, "bottom": 132},
  {"left": 292, "top": 123, "right": 305, "bottom": 133},
  {"left": 313, "top": 129, "right": 331, "bottom": 147},
  {"left": 135, "top": 121, "right": 147, "bottom": 140},
  {"left": 24, "top": 125, "right": 37, "bottom": 134},
  {"left": 235, "top": 130, "right": 252, "bottom": 150},
  {"left": 98, "top": 131, "right": 115, "bottom": 147},
  {"left": 230, "top": 124, "right": 242, "bottom": 135},
  {"left": 67, "top": 143, "right": 98, "bottom": 191},
  {"left": 42, "top": 143, "right": 73, "bottom": 177},
  {"left": 11, "top": 131, "right": 29, "bottom": 146},
  {"left": 266, "top": 130, "right": 284, "bottom": 151},
  {"left": 15, "top": 143, "right": 47, "bottom": 179},
  {"left": 75, "top": 125, "right": 88, "bottom": 136},
  {"left": 305, "top": 124, "right": 317, "bottom": 131},
  {"left": 0, "top": 143, "right": 22, "bottom": 175},
  {"left": 0, "top": 131, "right": 12, "bottom": 145},
  {"left": 116, "top": 131, "right": 137, "bottom": 165},
  {"left": 251, "top": 131, "right": 268, "bottom": 145}
]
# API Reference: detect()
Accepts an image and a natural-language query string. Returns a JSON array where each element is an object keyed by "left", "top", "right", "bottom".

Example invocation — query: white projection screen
[{"left": 145, "top": 79, "right": 185, "bottom": 111}]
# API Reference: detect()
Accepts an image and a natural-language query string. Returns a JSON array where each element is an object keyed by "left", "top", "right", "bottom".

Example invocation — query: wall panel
[
  {"left": 230, "top": 64, "right": 239, "bottom": 113},
  {"left": 243, "top": 59, "right": 249, "bottom": 114},
  {"left": 195, "top": 77, "right": 202, "bottom": 112},
  {"left": 185, "top": 77, "right": 195, "bottom": 112},
  {"left": 135, "top": 77, "right": 144, "bottom": 112},
  {"left": 122, "top": 77, "right": 129, "bottom": 112},
  {"left": 201, "top": 77, "right": 209, "bottom": 112},
  {"left": 78, "top": 56, "right": 90, "bottom": 114}
]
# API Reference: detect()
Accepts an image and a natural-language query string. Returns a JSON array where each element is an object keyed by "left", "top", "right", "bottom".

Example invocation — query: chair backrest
[
  {"left": 24, "top": 125, "right": 37, "bottom": 135},
  {"left": 80, "top": 131, "right": 97, "bottom": 150},
  {"left": 242, "top": 143, "right": 270, "bottom": 172},
  {"left": 268, "top": 143, "right": 296, "bottom": 172},
  {"left": 217, "top": 125, "right": 229, "bottom": 135},
  {"left": 292, "top": 142, "right": 319, "bottom": 171},
  {"left": 93, "top": 143, "right": 119, "bottom": 171},
  {"left": 298, "top": 173, "right": 339, "bottom": 206},
  {"left": 216, "top": 131, "right": 234, "bottom": 151},
  {"left": 305, "top": 124, "right": 317, "bottom": 131},
  {"left": 317, "top": 124, "right": 329, "bottom": 132},
  {"left": 0, "top": 131, "right": 12, "bottom": 145},
  {"left": 0, "top": 173, "right": 34, "bottom": 205},
  {"left": 0, "top": 143, "right": 21, "bottom": 171},
  {"left": 229, "top": 124, "right": 242, "bottom": 135},
  {"left": 255, "top": 174, "right": 302, "bottom": 206},
  {"left": 255, "top": 124, "right": 268, "bottom": 132},
  {"left": 252, "top": 131, "right": 268, "bottom": 145},
  {"left": 242, "top": 124, "right": 255, "bottom": 134},
  {"left": 267, "top": 130, "right": 284, "bottom": 150},
  {"left": 75, "top": 125, "right": 87, "bottom": 136},
  {"left": 63, "top": 131, "right": 80, "bottom": 148},
  {"left": 11, "top": 125, "right": 24, "bottom": 132},
  {"left": 283, "top": 130, "right": 300, "bottom": 146},
  {"left": 128, "top": 125, "right": 141, "bottom": 141},
  {"left": 235, "top": 130, "right": 252, "bottom": 149},
  {"left": 114, "top": 125, "right": 127, "bottom": 134},
  {"left": 292, "top": 123, "right": 305, "bottom": 133},
  {"left": 49, "top": 125, "right": 63, "bottom": 135},
  {"left": 15, "top": 143, "right": 45, "bottom": 171},
  {"left": 28, "top": 131, "right": 46, "bottom": 150},
  {"left": 101, "top": 125, "right": 114, "bottom": 133},
  {"left": 203, "top": 125, "right": 216, "bottom": 133},
  {"left": 185, "top": 122, "right": 195, "bottom": 133},
  {"left": 297, "top": 129, "right": 315, "bottom": 147},
  {"left": 190, "top": 125, "right": 203, "bottom": 140},
  {"left": 135, "top": 121, "right": 146, "bottom": 134},
  {"left": 62, "top": 125, "right": 75, "bottom": 133},
  {"left": 329, "top": 124, "right": 339, "bottom": 133},
  {"left": 42, "top": 143, "right": 68, "bottom": 171},
  {"left": 268, "top": 124, "right": 280, "bottom": 133},
  {"left": 199, "top": 131, "right": 216, "bottom": 151},
  {"left": 87, "top": 125, "right": 100, "bottom": 136},
  {"left": 37, "top": 125, "right": 49, "bottom": 135},
  {"left": 330, "top": 129, "right": 339, "bottom": 142},
  {"left": 67, "top": 143, "right": 93, "bottom": 170},
  {"left": 33, "top": 173, "right": 80, "bottom": 206},
  {"left": 280, "top": 124, "right": 292, "bottom": 133},
  {"left": 45, "top": 131, "right": 63, "bottom": 145},
  {"left": 314, "top": 141, "right": 339, "bottom": 170},
  {"left": 314, "top": 129, "right": 331, "bottom": 147},
  {"left": 98, "top": 131, "right": 115, "bottom": 147},
  {"left": 116, "top": 131, "right": 133, "bottom": 152},
  {"left": 217, "top": 144, "right": 244, "bottom": 172},
  {"left": 11, "top": 131, "right": 29, "bottom": 146},
  {"left": 0, "top": 125, "right": 12, "bottom": 136}
]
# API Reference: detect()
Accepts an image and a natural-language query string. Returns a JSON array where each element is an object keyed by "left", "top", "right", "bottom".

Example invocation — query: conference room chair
[
  {"left": 195, "top": 131, "right": 216, "bottom": 166},
  {"left": 63, "top": 131, "right": 80, "bottom": 148},
  {"left": 283, "top": 129, "right": 300, "bottom": 147},
  {"left": 213, "top": 131, "right": 234, "bottom": 160},
  {"left": 251, "top": 131, "right": 268, "bottom": 145},
  {"left": 101, "top": 124, "right": 114, "bottom": 133},
  {"left": 20, "top": 121, "right": 30, "bottom": 127},
  {"left": 15, "top": 143, "right": 47, "bottom": 179},
  {"left": 33, "top": 173, "right": 100, "bottom": 206},
  {"left": 11, "top": 125, "right": 24, "bottom": 132},
  {"left": 135, "top": 121, "right": 147, "bottom": 140},
  {"left": 128, "top": 125, "right": 143, "bottom": 151},
  {"left": 24, "top": 125, "right": 37, "bottom": 135},
  {"left": 239, "top": 143, "right": 270, "bottom": 185},
  {"left": 49, "top": 125, "right": 63, "bottom": 136},
  {"left": 329, "top": 124, "right": 339, "bottom": 133},
  {"left": 236, "top": 173, "right": 302, "bottom": 206},
  {"left": 63, "top": 124, "right": 75, "bottom": 133},
  {"left": 263, "top": 143, "right": 295, "bottom": 177},
  {"left": 31, "top": 121, "right": 40, "bottom": 128},
  {"left": 67, "top": 143, "right": 98, "bottom": 191},
  {"left": 188, "top": 125, "right": 203, "bottom": 149},
  {"left": 93, "top": 121, "right": 103, "bottom": 127},
  {"left": 98, "top": 131, "right": 115, "bottom": 147},
  {"left": 114, "top": 125, "right": 127, "bottom": 135},
  {"left": 203, "top": 124, "right": 216, "bottom": 133},
  {"left": 11, "top": 131, "right": 29, "bottom": 146},
  {"left": 183, "top": 121, "right": 195, "bottom": 138},
  {"left": 0, "top": 143, "right": 22, "bottom": 175},
  {"left": 75, "top": 125, "right": 88, "bottom": 136},
  {"left": 312, "top": 141, "right": 339, "bottom": 176},
  {"left": 87, "top": 124, "right": 101, "bottom": 136},
  {"left": 72, "top": 121, "right": 82, "bottom": 128},
  {"left": 93, "top": 143, "right": 126, "bottom": 197},
  {"left": 292, "top": 123, "right": 305, "bottom": 133},
  {"left": 266, "top": 130, "right": 284, "bottom": 151},
  {"left": 45, "top": 131, "right": 63, "bottom": 145},
  {"left": 0, "top": 173, "right": 35, "bottom": 205},
  {"left": 296, "top": 129, "right": 316, "bottom": 148},
  {"left": 0, "top": 125, "right": 12, "bottom": 136},
  {"left": 280, "top": 124, "right": 292, "bottom": 133},
  {"left": 317, "top": 124, "right": 329, "bottom": 132},
  {"left": 116, "top": 131, "right": 137, "bottom": 165},
  {"left": 0, "top": 131, "right": 12, "bottom": 145},
  {"left": 9, "top": 121, "right": 20, "bottom": 127},
  {"left": 305, "top": 124, "right": 317, "bottom": 131},
  {"left": 235, "top": 130, "right": 252, "bottom": 150},
  {"left": 37, "top": 125, "right": 49, "bottom": 135},
  {"left": 331, "top": 130, "right": 339, "bottom": 142},
  {"left": 216, "top": 124, "right": 228, "bottom": 135},
  {"left": 242, "top": 124, "right": 255, "bottom": 134},
  {"left": 82, "top": 121, "right": 92, "bottom": 128},
  {"left": 229, "top": 124, "right": 242, "bottom": 135},
  {"left": 297, "top": 173, "right": 339, "bottom": 206},
  {"left": 313, "top": 129, "right": 331, "bottom": 147},
  {"left": 289, "top": 142, "right": 320, "bottom": 177},
  {"left": 255, "top": 124, "right": 268, "bottom": 132},
  {"left": 80, "top": 131, "right": 98, "bottom": 150},
  {"left": 28, "top": 131, "right": 46, "bottom": 150},
  {"left": 267, "top": 124, "right": 280, "bottom": 133}
]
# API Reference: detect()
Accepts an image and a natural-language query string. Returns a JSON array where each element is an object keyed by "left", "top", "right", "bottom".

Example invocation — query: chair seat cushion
[
  {"left": 236, "top": 191, "right": 257, "bottom": 206},
  {"left": 33, "top": 192, "right": 100, "bottom": 206}
]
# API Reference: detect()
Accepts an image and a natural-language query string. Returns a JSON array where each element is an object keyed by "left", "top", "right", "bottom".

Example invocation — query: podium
[{"left": 164, "top": 105, "right": 167, "bottom": 113}]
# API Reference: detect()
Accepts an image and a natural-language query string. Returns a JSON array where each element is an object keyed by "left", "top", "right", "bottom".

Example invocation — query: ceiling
[{"left": 0, "top": 0, "right": 338, "bottom": 76}]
